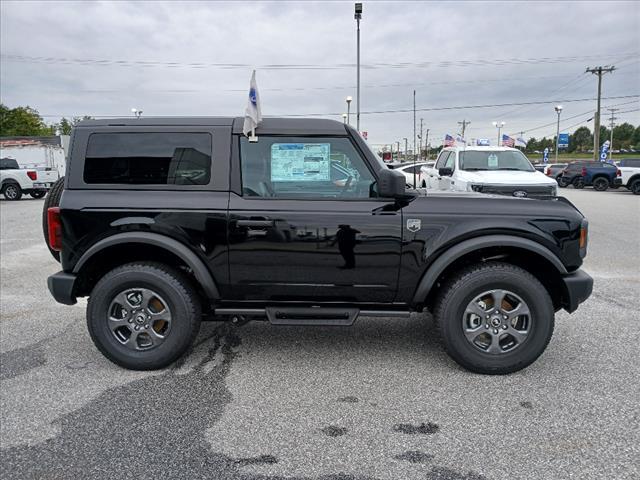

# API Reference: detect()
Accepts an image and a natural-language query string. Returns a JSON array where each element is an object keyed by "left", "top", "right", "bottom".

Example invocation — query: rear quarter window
[{"left": 83, "top": 132, "right": 212, "bottom": 185}]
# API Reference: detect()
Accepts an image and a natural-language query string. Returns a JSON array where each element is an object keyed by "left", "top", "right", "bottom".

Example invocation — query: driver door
[{"left": 227, "top": 135, "right": 403, "bottom": 302}]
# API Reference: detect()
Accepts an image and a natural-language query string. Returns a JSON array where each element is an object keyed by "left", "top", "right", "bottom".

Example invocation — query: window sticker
[
  {"left": 487, "top": 153, "right": 499, "bottom": 168},
  {"left": 271, "top": 143, "right": 331, "bottom": 182}
]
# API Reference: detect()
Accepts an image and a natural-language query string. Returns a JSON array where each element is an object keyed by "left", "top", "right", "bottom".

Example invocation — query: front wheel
[
  {"left": 2, "top": 183, "right": 22, "bottom": 200},
  {"left": 434, "top": 262, "right": 554, "bottom": 375},
  {"left": 573, "top": 177, "right": 585, "bottom": 189},
  {"left": 592, "top": 177, "right": 609, "bottom": 191},
  {"left": 87, "top": 262, "right": 201, "bottom": 370},
  {"left": 30, "top": 191, "right": 46, "bottom": 199},
  {"left": 557, "top": 176, "right": 568, "bottom": 188},
  {"left": 631, "top": 179, "right": 640, "bottom": 195}
]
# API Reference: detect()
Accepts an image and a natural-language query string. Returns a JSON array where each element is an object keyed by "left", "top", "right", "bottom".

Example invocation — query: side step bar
[{"left": 214, "top": 307, "right": 410, "bottom": 326}]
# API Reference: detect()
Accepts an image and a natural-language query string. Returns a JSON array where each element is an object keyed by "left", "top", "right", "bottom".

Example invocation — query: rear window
[
  {"left": 0, "top": 158, "right": 19, "bottom": 170},
  {"left": 84, "top": 132, "right": 212, "bottom": 185}
]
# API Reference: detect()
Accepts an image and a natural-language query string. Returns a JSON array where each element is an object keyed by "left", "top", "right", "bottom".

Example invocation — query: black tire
[
  {"left": 421, "top": 180, "right": 427, "bottom": 188},
  {"left": 433, "top": 262, "right": 554, "bottom": 375},
  {"left": 2, "top": 183, "right": 22, "bottom": 200},
  {"left": 592, "top": 177, "right": 609, "bottom": 191},
  {"left": 572, "top": 177, "right": 585, "bottom": 189},
  {"left": 631, "top": 179, "right": 640, "bottom": 195},
  {"left": 42, "top": 177, "right": 65, "bottom": 262},
  {"left": 30, "top": 191, "right": 46, "bottom": 199},
  {"left": 557, "top": 176, "right": 568, "bottom": 188},
  {"left": 87, "top": 262, "right": 201, "bottom": 370}
]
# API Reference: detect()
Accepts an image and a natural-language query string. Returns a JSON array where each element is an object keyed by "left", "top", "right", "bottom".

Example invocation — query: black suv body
[{"left": 46, "top": 117, "right": 593, "bottom": 374}]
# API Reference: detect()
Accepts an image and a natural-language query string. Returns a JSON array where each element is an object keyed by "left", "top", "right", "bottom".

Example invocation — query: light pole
[
  {"left": 396, "top": 141, "right": 400, "bottom": 163},
  {"left": 346, "top": 96, "right": 352, "bottom": 125},
  {"left": 492, "top": 121, "right": 505, "bottom": 146},
  {"left": 554, "top": 105, "right": 563, "bottom": 162},
  {"left": 131, "top": 107, "right": 143, "bottom": 118},
  {"left": 342, "top": 113, "right": 347, "bottom": 124},
  {"left": 354, "top": 3, "right": 362, "bottom": 131}
]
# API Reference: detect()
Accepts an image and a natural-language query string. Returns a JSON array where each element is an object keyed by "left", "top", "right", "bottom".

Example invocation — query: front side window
[
  {"left": 84, "top": 132, "right": 212, "bottom": 185},
  {"left": 459, "top": 150, "right": 534, "bottom": 172},
  {"left": 435, "top": 151, "right": 450, "bottom": 169},
  {"left": 240, "top": 136, "right": 376, "bottom": 199}
]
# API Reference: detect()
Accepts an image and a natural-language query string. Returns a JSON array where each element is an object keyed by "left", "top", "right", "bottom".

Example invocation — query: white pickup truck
[
  {"left": 423, "top": 146, "right": 558, "bottom": 197},
  {"left": 0, "top": 157, "right": 59, "bottom": 200},
  {"left": 618, "top": 160, "right": 640, "bottom": 194}
]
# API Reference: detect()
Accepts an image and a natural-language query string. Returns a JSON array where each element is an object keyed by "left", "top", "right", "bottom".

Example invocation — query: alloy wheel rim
[
  {"left": 108, "top": 288, "right": 172, "bottom": 351},
  {"left": 5, "top": 186, "right": 17, "bottom": 199},
  {"left": 462, "top": 289, "right": 532, "bottom": 355}
]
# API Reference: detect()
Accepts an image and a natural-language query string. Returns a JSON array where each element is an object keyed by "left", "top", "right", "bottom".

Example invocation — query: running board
[{"left": 266, "top": 307, "right": 359, "bottom": 326}]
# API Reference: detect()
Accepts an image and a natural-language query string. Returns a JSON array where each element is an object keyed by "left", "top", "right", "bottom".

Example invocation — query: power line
[{"left": 1, "top": 52, "right": 636, "bottom": 71}]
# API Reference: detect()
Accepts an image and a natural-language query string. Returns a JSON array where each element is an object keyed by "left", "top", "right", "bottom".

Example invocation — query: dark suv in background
[{"left": 558, "top": 161, "right": 622, "bottom": 190}]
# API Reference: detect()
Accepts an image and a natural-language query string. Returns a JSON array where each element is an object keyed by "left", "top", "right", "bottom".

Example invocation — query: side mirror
[
  {"left": 377, "top": 168, "right": 406, "bottom": 198},
  {"left": 439, "top": 167, "right": 453, "bottom": 177}
]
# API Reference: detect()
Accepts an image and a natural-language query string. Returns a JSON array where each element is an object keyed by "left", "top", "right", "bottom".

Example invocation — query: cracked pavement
[{"left": 1, "top": 189, "right": 639, "bottom": 480}]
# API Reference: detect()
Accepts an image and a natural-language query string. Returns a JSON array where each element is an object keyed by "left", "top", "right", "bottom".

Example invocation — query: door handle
[{"left": 236, "top": 219, "right": 274, "bottom": 228}]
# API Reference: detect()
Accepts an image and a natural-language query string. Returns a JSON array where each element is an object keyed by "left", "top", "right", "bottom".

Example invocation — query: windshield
[{"left": 459, "top": 151, "right": 534, "bottom": 172}]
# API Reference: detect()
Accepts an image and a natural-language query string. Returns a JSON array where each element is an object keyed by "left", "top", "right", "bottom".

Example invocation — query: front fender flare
[
  {"left": 73, "top": 232, "right": 221, "bottom": 299},
  {"left": 412, "top": 234, "right": 567, "bottom": 304}
]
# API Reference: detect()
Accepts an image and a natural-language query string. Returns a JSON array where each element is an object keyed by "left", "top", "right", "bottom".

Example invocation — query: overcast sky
[{"left": 1, "top": 1, "right": 638, "bottom": 149}]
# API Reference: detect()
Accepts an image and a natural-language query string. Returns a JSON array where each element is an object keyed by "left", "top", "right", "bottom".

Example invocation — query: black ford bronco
[{"left": 45, "top": 117, "right": 593, "bottom": 374}]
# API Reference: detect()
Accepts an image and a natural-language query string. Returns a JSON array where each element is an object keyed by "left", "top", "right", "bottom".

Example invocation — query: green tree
[
  {"left": 612, "top": 122, "right": 635, "bottom": 149},
  {"left": 0, "top": 104, "right": 52, "bottom": 136},
  {"left": 56, "top": 115, "right": 93, "bottom": 135},
  {"left": 632, "top": 126, "right": 640, "bottom": 148},
  {"left": 571, "top": 126, "right": 592, "bottom": 152}
]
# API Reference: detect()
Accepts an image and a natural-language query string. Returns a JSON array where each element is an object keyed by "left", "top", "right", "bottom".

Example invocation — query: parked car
[
  {"left": 394, "top": 162, "right": 433, "bottom": 188},
  {"left": 533, "top": 164, "right": 546, "bottom": 173},
  {"left": 543, "top": 163, "right": 568, "bottom": 183},
  {"left": 44, "top": 117, "right": 592, "bottom": 375},
  {"left": 619, "top": 164, "right": 640, "bottom": 194},
  {"left": 0, "top": 157, "right": 59, "bottom": 200},
  {"left": 423, "top": 146, "right": 558, "bottom": 197},
  {"left": 558, "top": 161, "right": 622, "bottom": 190}
]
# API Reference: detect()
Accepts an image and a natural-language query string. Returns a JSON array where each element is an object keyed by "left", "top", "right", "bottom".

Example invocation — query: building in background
[{"left": 0, "top": 136, "right": 67, "bottom": 176}]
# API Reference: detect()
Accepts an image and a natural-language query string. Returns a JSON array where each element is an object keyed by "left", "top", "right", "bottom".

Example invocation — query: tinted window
[
  {"left": 459, "top": 150, "right": 534, "bottom": 171},
  {"left": 240, "top": 136, "right": 376, "bottom": 199},
  {"left": 84, "top": 133, "right": 212, "bottom": 185},
  {"left": 0, "top": 158, "right": 19, "bottom": 170},
  {"left": 620, "top": 159, "right": 640, "bottom": 167},
  {"left": 435, "top": 151, "right": 451, "bottom": 169}
]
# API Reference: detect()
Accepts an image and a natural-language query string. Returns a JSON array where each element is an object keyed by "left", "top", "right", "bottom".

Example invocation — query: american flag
[
  {"left": 444, "top": 134, "right": 455, "bottom": 147},
  {"left": 502, "top": 134, "right": 515, "bottom": 147}
]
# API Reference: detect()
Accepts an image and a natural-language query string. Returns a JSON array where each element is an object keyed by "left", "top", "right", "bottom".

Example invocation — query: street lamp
[
  {"left": 492, "top": 121, "right": 505, "bottom": 145},
  {"left": 354, "top": 3, "right": 362, "bottom": 131},
  {"left": 342, "top": 113, "right": 347, "bottom": 124},
  {"left": 403, "top": 137, "right": 408, "bottom": 164},
  {"left": 346, "top": 96, "right": 352, "bottom": 125},
  {"left": 554, "top": 105, "right": 563, "bottom": 162},
  {"left": 131, "top": 107, "right": 143, "bottom": 119},
  {"left": 396, "top": 141, "right": 400, "bottom": 163}
]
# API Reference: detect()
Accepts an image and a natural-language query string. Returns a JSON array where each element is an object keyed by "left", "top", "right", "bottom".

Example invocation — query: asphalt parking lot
[{"left": 1, "top": 188, "right": 639, "bottom": 480}]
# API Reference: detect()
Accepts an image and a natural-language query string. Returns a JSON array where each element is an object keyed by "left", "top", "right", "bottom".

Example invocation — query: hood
[{"left": 457, "top": 170, "right": 556, "bottom": 186}]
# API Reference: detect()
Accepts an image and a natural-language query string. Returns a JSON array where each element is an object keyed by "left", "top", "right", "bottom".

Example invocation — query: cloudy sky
[{"left": 1, "top": 1, "right": 638, "bottom": 148}]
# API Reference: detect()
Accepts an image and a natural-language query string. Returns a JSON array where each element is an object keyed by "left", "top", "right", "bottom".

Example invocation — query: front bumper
[
  {"left": 47, "top": 271, "right": 78, "bottom": 305},
  {"left": 561, "top": 269, "right": 593, "bottom": 313}
]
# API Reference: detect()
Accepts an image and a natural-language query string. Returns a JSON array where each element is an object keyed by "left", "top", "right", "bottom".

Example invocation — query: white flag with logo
[{"left": 243, "top": 70, "right": 262, "bottom": 137}]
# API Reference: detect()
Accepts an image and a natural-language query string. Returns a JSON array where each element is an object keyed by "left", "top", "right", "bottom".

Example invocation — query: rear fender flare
[
  {"left": 412, "top": 235, "right": 567, "bottom": 304},
  {"left": 73, "top": 232, "right": 220, "bottom": 299}
]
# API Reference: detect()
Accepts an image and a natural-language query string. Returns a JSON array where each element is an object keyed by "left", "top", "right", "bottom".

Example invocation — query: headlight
[{"left": 551, "top": 185, "right": 557, "bottom": 196}]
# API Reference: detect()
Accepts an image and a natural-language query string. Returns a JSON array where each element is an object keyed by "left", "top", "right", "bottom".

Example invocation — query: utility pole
[
  {"left": 403, "top": 137, "right": 408, "bottom": 164},
  {"left": 519, "top": 131, "right": 525, "bottom": 151},
  {"left": 419, "top": 118, "right": 424, "bottom": 161},
  {"left": 396, "top": 141, "right": 400, "bottom": 163},
  {"left": 607, "top": 108, "right": 618, "bottom": 162},
  {"left": 425, "top": 129, "right": 430, "bottom": 160},
  {"left": 457, "top": 119, "right": 471, "bottom": 139},
  {"left": 586, "top": 65, "right": 615, "bottom": 160}
]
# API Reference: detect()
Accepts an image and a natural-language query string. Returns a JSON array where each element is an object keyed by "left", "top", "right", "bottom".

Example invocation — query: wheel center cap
[
  {"left": 490, "top": 316, "right": 502, "bottom": 327},
  {"left": 135, "top": 313, "right": 146, "bottom": 325}
]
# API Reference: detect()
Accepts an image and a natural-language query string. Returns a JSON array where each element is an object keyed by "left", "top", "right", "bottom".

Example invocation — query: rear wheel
[
  {"left": 592, "top": 177, "right": 609, "bottom": 191},
  {"left": 42, "top": 177, "right": 65, "bottom": 262},
  {"left": 434, "top": 262, "right": 554, "bottom": 375},
  {"left": 30, "top": 191, "right": 46, "bottom": 199},
  {"left": 87, "top": 262, "right": 201, "bottom": 370},
  {"left": 557, "top": 176, "right": 568, "bottom": 188},
  {"left": 573, "top": 177, "right": 585, "bottom": 189},
  {"left": 2, "top": 183, "right": 22, "bottom": 200}
]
